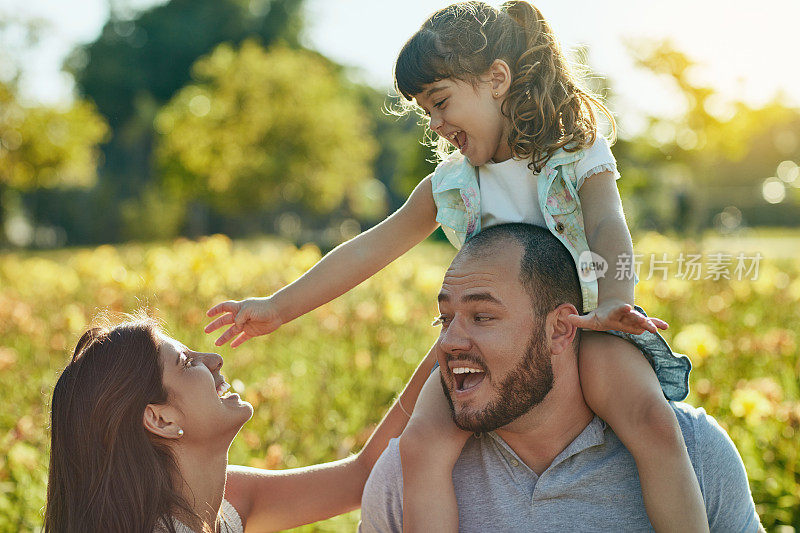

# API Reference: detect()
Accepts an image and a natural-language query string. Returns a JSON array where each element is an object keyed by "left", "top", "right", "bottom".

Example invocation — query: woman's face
[{"left": 157, "top": 334, "right": 253, "bottom": 446}]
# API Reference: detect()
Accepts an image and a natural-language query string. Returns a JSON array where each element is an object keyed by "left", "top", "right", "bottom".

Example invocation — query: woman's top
[
  {"left": 430, "top": 135, "right": 619, "bottom": 312},
  {"left": 155, "top": 498, "right": 244, "bottom": 533}
]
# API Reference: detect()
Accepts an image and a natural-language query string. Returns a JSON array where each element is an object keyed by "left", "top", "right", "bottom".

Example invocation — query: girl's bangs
[{"left": 394, "top": 30, "right": 452, "bottom": 100}]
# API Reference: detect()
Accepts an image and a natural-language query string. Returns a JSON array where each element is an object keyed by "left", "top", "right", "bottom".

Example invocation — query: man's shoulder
[
  {"left": 671, "top": 401, "right": 732, "bottom": 452},
  {"left": 670, "top": 402, "right": 760, "bottom": 532},
  {"left": 360, "top": 438, "right": 403, "bottom": 533},
  {"left": 363, "top": 437, "right": 402, "bottom": 495}
]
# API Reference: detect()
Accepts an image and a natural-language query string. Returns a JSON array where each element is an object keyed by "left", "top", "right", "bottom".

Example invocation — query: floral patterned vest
[{"left": 430, "top": 148, "right": 598, "bottom": 312}]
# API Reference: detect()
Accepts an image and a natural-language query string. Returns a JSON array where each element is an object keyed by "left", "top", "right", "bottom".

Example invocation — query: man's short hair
[{"left": 460, "top": 223, "right": 583, "bottom": 317}]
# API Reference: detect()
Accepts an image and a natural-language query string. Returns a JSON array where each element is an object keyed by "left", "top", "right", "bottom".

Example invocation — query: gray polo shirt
[{"left": 360, "top": 402, "right": 759, "bottom": 532}]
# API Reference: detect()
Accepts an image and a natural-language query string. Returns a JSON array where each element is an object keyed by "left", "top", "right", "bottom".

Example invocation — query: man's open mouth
[{"left": 452, "top": 365, "right": 485, "bottom": 392}]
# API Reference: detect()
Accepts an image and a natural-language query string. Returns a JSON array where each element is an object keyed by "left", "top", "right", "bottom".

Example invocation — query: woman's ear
[
  {"left": 488, "top": 59, "right": 512, "bottom": 97},
  {"left": 547, "top": 303, "right": 580, "bottom": 356},
  {"left": 143, "top": 404, "right": 183, "bottom": 439}
]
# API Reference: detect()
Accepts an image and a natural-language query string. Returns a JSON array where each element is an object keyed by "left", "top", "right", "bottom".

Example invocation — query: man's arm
[
  {"left": 359, "top": 438, "right": 405, "bottom": 533},
  {"left": 688, "top": 406, "right": 762, "bottom": 532}
]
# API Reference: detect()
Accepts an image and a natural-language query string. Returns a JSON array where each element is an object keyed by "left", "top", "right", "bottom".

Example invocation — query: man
[{"left": 360, "top": 223, "right": 761, "bottom": 532}]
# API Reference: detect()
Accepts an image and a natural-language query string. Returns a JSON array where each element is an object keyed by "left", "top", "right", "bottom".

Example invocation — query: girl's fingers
[
  {"left": 566, "top": 313, "right": 585, "bottom": 325},
  {"left": 230, "top": 332, "right": 251, "bottom": 349},
  {"left": 567, "top": 313, "right": 596, "bottom": 329},
  {"left": 204, "top": 313, "right": 234, "bottom": 333},
  {"left": 207, "top": 301, "right": 238, "bottom": 317},
  {"left": 215, "top": 324, "right": 243, "bottom": 346},
  {"left": 650, "top": 318, "right": 669, "bottom": 330},
  {"left": 618, "top": 324, "right": 646, "bottom": 335}
]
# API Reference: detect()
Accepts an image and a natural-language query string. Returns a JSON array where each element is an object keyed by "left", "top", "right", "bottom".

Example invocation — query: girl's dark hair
[
  {"left": 394, "top": 1, "right": 616, "bottom": 171},
  {"left": 44, "top": 315, "right": 200, "bottom": 533}
]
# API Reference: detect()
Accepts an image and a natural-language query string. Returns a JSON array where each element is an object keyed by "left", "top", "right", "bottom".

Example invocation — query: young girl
[{"left": 204, "top": 2, "right": 706, "bottom": 531}]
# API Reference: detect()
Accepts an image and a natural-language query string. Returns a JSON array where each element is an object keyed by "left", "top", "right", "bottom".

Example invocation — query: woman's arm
[
  {"left": 224, "top": 344, "right": 438, "bottom": 532},
  {"left": 206, "top": 176, "right": 439, "bottom": 347}
]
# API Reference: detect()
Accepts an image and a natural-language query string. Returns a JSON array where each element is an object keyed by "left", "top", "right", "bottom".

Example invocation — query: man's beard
[{"left": 441, "top": 328, "right": 554, "bottom": 433}]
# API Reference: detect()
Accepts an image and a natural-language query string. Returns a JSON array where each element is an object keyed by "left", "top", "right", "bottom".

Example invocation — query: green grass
[{"left": 1, "top": 232, "right": 798, "bottom": 531}]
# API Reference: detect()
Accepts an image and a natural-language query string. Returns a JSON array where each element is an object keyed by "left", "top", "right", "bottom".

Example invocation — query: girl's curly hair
[{"left": 394, "top": 1, "right": 615, "bottom": 172}]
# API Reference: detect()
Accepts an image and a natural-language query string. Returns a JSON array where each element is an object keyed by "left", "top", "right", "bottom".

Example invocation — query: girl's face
[
  {"left": 413, "top": 73, "right": 511, "bottom": 166},
  {"left": 157, "top": 334, "right": 253, "bottom": 446}
]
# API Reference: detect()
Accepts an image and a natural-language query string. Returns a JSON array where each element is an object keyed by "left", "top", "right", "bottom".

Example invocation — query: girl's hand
[
  {"left": 204, "top": 297, "right": 283, "bottom": 347},
  {"left": 567, "top": 300, "right": 668, "bottom": 335}
]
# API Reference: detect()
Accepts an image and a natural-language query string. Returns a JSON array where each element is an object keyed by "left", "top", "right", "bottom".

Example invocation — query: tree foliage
[
  {"left": 156, "top": 41, "right": 376, "bottom": 213},
  {"left": 0, "top": 82, "right": 108, "bottom": 191},
  {"left": 621, "top": 39, "right": 800, "bottom": 231},
  {"left": 68, "top": 0, "right": 305, "bottom": 130}
]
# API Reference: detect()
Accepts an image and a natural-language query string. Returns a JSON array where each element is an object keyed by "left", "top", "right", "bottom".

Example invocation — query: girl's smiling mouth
[{"left": 445, "top": 130, "right": 468, "bottom": 153}]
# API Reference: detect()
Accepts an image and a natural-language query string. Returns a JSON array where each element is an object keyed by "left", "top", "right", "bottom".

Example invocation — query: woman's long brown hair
[
  {"left": 394, "top": 1, "right": 616, "bottom": 172},
  {"left": 44, "top": 317, "right": 198, "bottom": 533}
]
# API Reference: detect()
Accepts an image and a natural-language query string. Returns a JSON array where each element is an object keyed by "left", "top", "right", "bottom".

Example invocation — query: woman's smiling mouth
[{"left": 216, "top": 379, "right": 232, "bottom": 399}]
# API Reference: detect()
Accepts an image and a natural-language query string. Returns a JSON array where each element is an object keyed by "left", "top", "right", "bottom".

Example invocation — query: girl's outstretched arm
[
  {"left": 569, "top": 170, "right": 667, "bottom": 334},
  {"left": 206, "top": 176, "right": 438, "bottom": 347},
  {"left": 223, "top": 343, "right": 438, "bottom": 532}
]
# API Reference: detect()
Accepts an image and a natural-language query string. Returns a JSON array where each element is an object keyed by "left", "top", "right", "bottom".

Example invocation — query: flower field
[{"left": 0, "top": 233, "right": 798, "bottom": 531}]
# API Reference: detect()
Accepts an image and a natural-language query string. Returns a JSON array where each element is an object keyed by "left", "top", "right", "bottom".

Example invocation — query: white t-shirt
[
  {"left": 479, "top": 136, "right": 619, "bottom": 229},
  {"left": 155, "top": 498, "right": 244, "bottom": 533}
]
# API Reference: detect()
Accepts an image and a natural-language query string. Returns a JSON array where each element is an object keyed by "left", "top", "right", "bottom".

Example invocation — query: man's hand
[
  {"left": 204, "top": 297, "right": 283, "bottom": 347},
  {"left": 567, "top": 300, "right": 668, "bottom": 335}
]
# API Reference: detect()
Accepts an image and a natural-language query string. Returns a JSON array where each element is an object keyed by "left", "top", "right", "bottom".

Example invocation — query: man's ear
[
  {"left": 143, "top": 404, "right": 183, "bottom": 439},
  {"left": 488, "top": 59, "right": 512, "bottom": 97},
  {"left": 547, "top": 303, "right": 580, "bottom": 355}
]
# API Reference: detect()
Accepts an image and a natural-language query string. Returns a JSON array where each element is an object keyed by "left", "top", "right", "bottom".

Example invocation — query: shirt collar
[
  {"left": 487, "top": 415, "right": 607, "bottom": 473},
  {"left": 431, "top": 145, "right": 583, "bottom": 194}
]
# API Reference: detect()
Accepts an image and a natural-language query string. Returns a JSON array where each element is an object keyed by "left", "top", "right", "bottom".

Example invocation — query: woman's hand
[
  {"left": 567, "top": 299, "right": 668, "bottom": 335},
  {"left": 204, "top": 297, "right": 283, "bottom": 347}
]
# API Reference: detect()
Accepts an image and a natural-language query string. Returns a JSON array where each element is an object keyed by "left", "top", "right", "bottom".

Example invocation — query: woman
[{"left": 44, "top": 314, "right": 436, "bottom": 532}]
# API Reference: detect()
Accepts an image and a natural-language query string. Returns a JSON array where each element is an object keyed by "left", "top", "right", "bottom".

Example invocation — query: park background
[{"left": 0, "top": 0, "right": 798, "bottom": 530}]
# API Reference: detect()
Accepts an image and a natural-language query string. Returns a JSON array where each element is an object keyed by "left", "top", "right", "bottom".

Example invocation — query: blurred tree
[
  {"left": 356, "top": 87, "right": 436, "bottom": 209},
  {"left": 69, "top": 0, "right": 304, "bottom": 130},
  {"left": 56, "top": 0, "right": 305, "bottom": 242},
  {"left": 0, "top": 12, "right": 109, "bottom": 246},
  {"left": 625, "top": 39, "right": 800, "bottom": 233},
  {"left": 155, "top": 42, "right": 375, "bottom": 220},
  {"left": 0, "top": 84, "right": 108, "bottom": 192}
]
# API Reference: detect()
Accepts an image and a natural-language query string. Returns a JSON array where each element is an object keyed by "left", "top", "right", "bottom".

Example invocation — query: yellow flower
[
  {"left": 673, "top": 323, "right": 720, "bottom": 362},
  {"left": 730, "top": 387, "right": 773, "bottom": 425}
]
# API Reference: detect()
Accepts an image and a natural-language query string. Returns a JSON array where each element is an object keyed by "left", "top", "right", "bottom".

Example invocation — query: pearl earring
[
  {"left": 177, "top": 429, "right": 184, "bottom": 437},
  {"left": 494, "top": 92, "right": 499, "bottom": 97}
]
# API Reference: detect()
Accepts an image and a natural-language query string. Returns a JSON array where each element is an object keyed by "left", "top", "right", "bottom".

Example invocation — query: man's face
[{"left": 435, "top": 244, "right": 554, "bottom": 433}]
